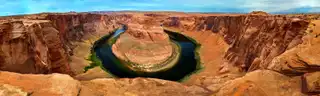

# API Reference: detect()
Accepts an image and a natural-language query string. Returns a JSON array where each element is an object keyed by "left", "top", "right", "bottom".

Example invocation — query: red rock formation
[
  {"left": 216, "top": 70, "right": 304, "bottom": 96},
  {"left": 164, "top": 15, "right": 310, "bottom": 73},
  {"left": 0, "top": 71, "right": 209, "bottom": 96},
  {"left": 112, "top": 23, "right": 173, "bottom": 65},
  {"left": 0, "top": 12, "right": 311, "bottom": 77},
  {"left": 111, "top": 23, "right": 179, "bottom": 72},
  {"left": 0, "top": 20, "right": 73, "bottom": 74},
  {"left": 0, "top": 13, "right": 133, "bottom": 75},
  {"left": 302, "top": 72, "right": 320, "bottom": 94},
  {"left": 44, "top": 13, "right": 132, "bottom": 54},
  {"left": 249, "top": 11, "right": 269, "bottom": 16}
]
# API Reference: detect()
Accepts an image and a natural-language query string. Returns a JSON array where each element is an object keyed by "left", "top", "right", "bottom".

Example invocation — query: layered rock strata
[
  {"left": 163, "top": 15, "right": 310, "bottom": 73},
  {"left": 0, "top": 20, "right": 72, "bottom": 74},
  {"left": 0, "top": 13, "right": 311, "bottom": 76},
  {"left": 0, "top": 71, "right": 210, "bottom": 96},
  {"left": 112, "top": 23, "right": 178, "bottom": 72}
]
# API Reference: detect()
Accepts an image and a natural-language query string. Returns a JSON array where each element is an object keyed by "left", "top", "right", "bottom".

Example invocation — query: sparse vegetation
[
  {"left": 84, "top": 26, "right": 203, "bottom": 81},
  {"left": 163, "top": 28, "right": 204, "bottom": 82},
  {"left": 83, "top": 53, "right": 102, "bottom": 73},
  {"left": 83, "top": 28, "right": 118, "bottom": 73}
]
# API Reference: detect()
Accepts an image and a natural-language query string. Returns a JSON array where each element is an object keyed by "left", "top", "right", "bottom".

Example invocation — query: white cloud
[
  {"left": 297, "top": 0, "right": 320, "bottom": 7},
  {"left": 241, "top": 0, "right": 320, "bottom": 12},
  {"left": 0, "top": 0, "right": 319, "bottom": 16}
]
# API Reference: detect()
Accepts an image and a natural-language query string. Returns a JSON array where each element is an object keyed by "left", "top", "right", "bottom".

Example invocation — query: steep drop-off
[
  {"left": 0, "top": 20, "right": 73, "bottom": 74},
  {"left": 0, "top": 13, "right": 311, "bottom": 77},
  {"left": 163, "top": 15, "right": 310, "bottom": 74}
]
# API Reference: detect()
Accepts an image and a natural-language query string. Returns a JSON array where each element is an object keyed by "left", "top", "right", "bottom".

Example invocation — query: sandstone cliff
[
  {"left": 163, "top": 15, "right": 310, "bottom": 74},
  {"left": 0, "top": 13, "right": 132, "bottom": 75},
  {"left": 112, "top": 23, "right": 173, "bottom": 66},
  {"left": 1, "top": 13, "right": 310, "bottom": 75},
  {"left": 0, "top": 20, "right": 72, "bottom": 74}
]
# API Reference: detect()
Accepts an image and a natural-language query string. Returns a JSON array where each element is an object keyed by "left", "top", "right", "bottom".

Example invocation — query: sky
[{"left": 0, "top": 0, "right": 319, "bottom": 16}]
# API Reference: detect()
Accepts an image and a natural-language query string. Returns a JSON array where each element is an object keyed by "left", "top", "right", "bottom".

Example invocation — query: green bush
[{"left": 83, "top": 53, "right": 102, "bottom": 73}]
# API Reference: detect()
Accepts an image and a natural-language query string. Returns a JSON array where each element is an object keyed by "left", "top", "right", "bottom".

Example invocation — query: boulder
[
  {"left": 0, "top": 71, "right": 212, "bottom": 96},
  {"left": 215, "top": 70, "right": 304, "bottom": 96},
  {"left": 0, "top": 71, "right": 81, "bottom": 96},
  {"left": 267, "top": 43, "right": 320, "bottom": 75},
  {"left": 0, "top": 84, "right": 28, "bottom": 96},
  {"left": 302, "top": 72, "right": 320, "bottom": 94},
  {"left": 267, "top": 20, "right": 320, "bottom": 75}
]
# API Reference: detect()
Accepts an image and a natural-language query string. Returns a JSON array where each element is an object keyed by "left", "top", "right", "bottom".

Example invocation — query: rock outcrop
[
  {"left": 266, "top": 20, "right": 320, "bottom": 95},
  {"left": 0, "top": 71, "right": 80, "bottom": 96},
  {"left": 0, "top": 84, "right": 28, "bottom": 96},
  {"left": 112, "top": 23, "right": 173, "bottom": 66},
  {"left": 267, "top": 20, "right": 320, "bottom": 75},
  {"left": 0, "top": 70, "right": 313, "bottom": 96},
  {"left": 0, "top": 13, "right": 133, "bottom": 75},
  {"left": 80, "top": 78, "right": 210, "bottom": 96},
  {"left": 0, "top": 20, "right": 72, "bottom": 74},
  {"left": 302, "top": 72, "right": 320, "bottom": 94},
  {"left": 164, "top": 15, "right": 310, "bottom": 74},
  {"left": 249, "top": 11, "right": 269, "bottom": 16},
  {"left": 45, "top": 13, "right": 132, "bottom": 74},
  {"left": 215, "top": 70, "right": 304, "bottom": 96},
  {"left": 0, "top": 71, "right": 210, "bottom": 96}
]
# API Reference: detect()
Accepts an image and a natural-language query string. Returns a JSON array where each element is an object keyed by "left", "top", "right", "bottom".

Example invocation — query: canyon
[{"left": 0, "top": 11, "right": 319, "bottom": 96}]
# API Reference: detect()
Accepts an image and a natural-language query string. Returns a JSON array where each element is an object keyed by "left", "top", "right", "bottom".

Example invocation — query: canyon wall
[
  {"left": 44, "top": 14, "right": 132, "bottom": 55},
  {"left": 1, "top": 13, "right": 309, "bottom": 76},
  {"left": 0, "top": 13, "right": 132, "bottom": 75},
  {"left": 163, "top": 15, "right": 310, "bottom": 73},
  {"left": 0, "top": 20, "right": 72, "bottom": 74}
]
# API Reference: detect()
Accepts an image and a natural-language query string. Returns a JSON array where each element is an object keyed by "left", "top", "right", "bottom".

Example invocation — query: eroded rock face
[
  {"left": 0, "top": 84, "right": 28, "bottom": 96},
  {"left": 0, "top": 70, "right": 308, "bottom": 96},
  {"left": 0, "top": 20, "right": 72, "bottom": 74},
  {"left": 112, "top": 23, "right": 173, "bottom": 66},
  {"left": 164, "top": 15, "right": 310, "bottom": 73},
  {"left": 0, "top": 71, "right": 210, "bottom": 96},
  {"left": 302, "top": 72, "right": 320, "bottom": 94},
  {"left": 267, "top": 20, "right": 320, "bottom": 75},
  {"left": 249, "top": 11, "right": 269, "bottom": 16},
  {"left": 215, "top": 70, "right": 304, "bottom": 96},
  {"left": 0, "top": 71, "right": 81, "bottom": 96},
  {"left": 45, "top": 13, "right": 132, "bottom": 74},
  {"left": 267, "top": 42, "right": 320, "bottom": 75},
  {"left": 80, "top": 78, "right": 210, "bottom": 96},
  {"left": 0, "top": 13, "right": 133, "bottom": 75},
  {"left": 0, "top": 13, "right": 311, "bottom": 76}
]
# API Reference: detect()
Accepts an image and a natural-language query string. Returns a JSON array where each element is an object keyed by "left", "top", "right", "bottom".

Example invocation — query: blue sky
[{"left": 0, "top": 0, "right": 319, "bottom": 16}]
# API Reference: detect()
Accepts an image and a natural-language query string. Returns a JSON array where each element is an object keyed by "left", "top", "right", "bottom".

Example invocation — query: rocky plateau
[{"left": 0, "top": 11, "right": 319, "bottom": 96}]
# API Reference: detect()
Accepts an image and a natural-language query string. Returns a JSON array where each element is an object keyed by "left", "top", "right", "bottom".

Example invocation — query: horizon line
[{"left": 1, "top": 10, "right": 320, "bottom": 17}]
